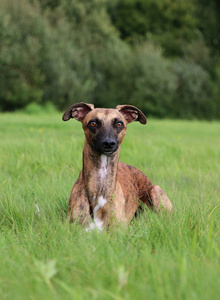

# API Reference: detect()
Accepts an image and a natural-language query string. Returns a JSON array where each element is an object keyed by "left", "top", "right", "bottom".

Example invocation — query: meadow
[{"left": 0, "top": 112, "right": 219, "bottom": 300}]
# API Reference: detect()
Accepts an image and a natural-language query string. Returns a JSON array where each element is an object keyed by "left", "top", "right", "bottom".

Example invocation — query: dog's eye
[
  {"left": 90, "top": 121, "right": 97, "bottom": 127},
  {"left": 116, "top": 122, "right": 123, "bottom": 128}
]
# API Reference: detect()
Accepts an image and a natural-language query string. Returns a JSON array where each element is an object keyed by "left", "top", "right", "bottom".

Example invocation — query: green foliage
[
  {"left": 108, "top": 0, "right": 197, "bottom": 56},
  {"left": 171, "top": 60, "right": 214, "bottom": 119},
  {"left": 129, "top": 44, "right": 176, "bottom": 118},
  {"left": 112, "top": 43, "right": 215, "bottom": 119},
  {"left": 24, "top": 102, "right": 44, "bottom": 114},
  {"left": 37, "top": 0, "right": 61, "bottom": 10},
  {"left": 0, "top": 0, "right": 44, "bottom": 110},
  {"left": 24, "top": 101, "right": 57, "bottom": 114},
  {"left": 195, "top": 0, "right": 220, "bottom": 55},
  {"left": 0, "top": 113, "right": 220, "bottom": 299},
  {"left": 59, "top": 0, "right": 133, "bottom": 108},
  {"left": 0, "top": 0, "right": 96, "bottom": 111},
  {"left": 0, "top": 0, "right": 219, "bottom": 120},
  {"left": 183, "top": 38, "right": 214, "bottom": 75}
]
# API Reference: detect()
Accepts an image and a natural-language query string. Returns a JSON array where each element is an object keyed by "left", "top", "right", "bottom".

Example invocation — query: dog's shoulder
[
  {"left": 118, "top": 162, "right": 145, "bottom": 178},
  {"left": 117, "top": 161, "right": 146, "bottom": 187},
  {"left": 117, "top": 162, "right": 153, "bottom": 195}
]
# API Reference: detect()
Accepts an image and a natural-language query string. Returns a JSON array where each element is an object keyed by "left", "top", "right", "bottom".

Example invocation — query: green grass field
[{"left": 0, "top": 112, "right": 219, "bottom": 300}]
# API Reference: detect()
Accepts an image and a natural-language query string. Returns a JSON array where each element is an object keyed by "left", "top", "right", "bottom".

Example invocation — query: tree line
[{"left": 0, "top": 0, "right": 219, "bottom": 119}]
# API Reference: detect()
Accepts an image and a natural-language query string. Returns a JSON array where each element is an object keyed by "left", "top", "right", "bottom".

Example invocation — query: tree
[{"left": 108, "top": 0, "right": 197, "bottom": 56}]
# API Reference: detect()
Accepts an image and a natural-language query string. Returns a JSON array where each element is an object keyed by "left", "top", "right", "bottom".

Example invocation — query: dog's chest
[
  {"left": 98, "top": 154, "right": 108, "bottom": 183},
  {"left": 84, "top": 158, "right": 141, "bottom": 230},
  {"left": 86, "top": 155, "right": 115, "bottom": 199}
]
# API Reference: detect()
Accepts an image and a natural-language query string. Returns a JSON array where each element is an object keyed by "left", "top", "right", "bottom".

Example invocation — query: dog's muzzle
[
  {"left": 101, "top": 137, "right": 118, "bottom": 154},
  {"left": 93, "top": 137, "right": 118, "bottom": 155}
]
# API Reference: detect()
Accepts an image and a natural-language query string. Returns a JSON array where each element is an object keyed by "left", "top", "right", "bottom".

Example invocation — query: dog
[{"left": 62, "top": 102, "right": 172, "bottom": 230}]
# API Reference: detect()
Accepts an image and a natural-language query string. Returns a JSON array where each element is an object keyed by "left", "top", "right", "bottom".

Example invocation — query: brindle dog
[{"left": 62, "top": 102, "right": 172, "bottom": 230}]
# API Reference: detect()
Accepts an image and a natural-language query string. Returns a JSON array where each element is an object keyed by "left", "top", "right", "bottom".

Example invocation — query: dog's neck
[{"left": 82, "top": 141, "right": 119, "bottom": 208}]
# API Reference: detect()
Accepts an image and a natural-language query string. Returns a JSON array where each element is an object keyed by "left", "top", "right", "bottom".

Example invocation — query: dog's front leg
[{"left": 68, "top": 179, "right": 92, "bottom": 227}]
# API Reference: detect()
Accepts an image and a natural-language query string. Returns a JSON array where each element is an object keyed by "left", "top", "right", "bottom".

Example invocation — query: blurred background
[{"left": 0, "top": 0, "right": 219, "bottom": 119}]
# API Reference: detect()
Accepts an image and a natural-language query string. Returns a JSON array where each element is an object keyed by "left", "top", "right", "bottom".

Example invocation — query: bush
[
  {"left": 171, "top": 60, "right": 213, "bottom": 119},
  {"left": 44, "top": 101, "right": 57, "bottom": 113},
  {"left": 129, "top": 43, "right": 176, "bottom": 118},
  {"left": 0, "top": 0, "right": 45, "bottom": 110},
  {"left": 24, "top": 101, "right": 57, "bottom": 114},
  {"left": 0, "top": 0, "right": 96, "bottom": 111},
  {"left": 59, "top": 0, "right": 133, "bottom": 109},
  {"left": 121, "top": 43, "right": 215, "bottom": 120},
  {"left": 24, "top": 102, "right": 44, "bottom": 114}
]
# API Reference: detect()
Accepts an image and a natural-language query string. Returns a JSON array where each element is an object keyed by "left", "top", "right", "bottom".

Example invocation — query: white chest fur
[
  {"left": 86, "top": 195, "right": 107, "bottom": 232},
  {"left": 86, "top": 155, "right": 109, "bottom": 231},
  {"left": 98, "top": 154, "right": 108, "bottom": 182}
]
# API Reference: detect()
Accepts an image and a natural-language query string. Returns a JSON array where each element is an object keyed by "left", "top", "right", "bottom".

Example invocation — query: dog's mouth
[
  {"left": 95, "top": 146, "right": 118, "bottom": 156},
  {"left": 92, "top": 138, "right": 118, "bottom": 156},
  {"left": 101, "top": 148, "right": 118, "bottom": 156}
]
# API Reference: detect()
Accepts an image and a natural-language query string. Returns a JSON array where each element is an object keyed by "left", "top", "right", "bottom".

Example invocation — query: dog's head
[{"left": 62, "top": 102, "right": 147, "bottom": 155}]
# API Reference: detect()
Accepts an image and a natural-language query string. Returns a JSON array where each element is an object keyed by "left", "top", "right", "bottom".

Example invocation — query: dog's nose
[{"left": 102, "top": 138, "right": 116, "bottom": 150}]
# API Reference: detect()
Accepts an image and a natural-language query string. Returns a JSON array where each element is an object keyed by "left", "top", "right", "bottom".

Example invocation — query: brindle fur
[{"left": 63, "top": 103, "right": 172, "bottom": 229}]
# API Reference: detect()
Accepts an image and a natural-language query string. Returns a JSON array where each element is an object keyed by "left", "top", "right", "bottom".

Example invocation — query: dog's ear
[
  {"left": 116, "top": 105, "right": 147, "bottom": 124},
  {"left": 62, "top": 102, "right": 94, "bottom": 122}
]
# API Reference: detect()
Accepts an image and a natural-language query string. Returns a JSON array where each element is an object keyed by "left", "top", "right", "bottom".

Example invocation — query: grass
[{"left": 0, "top": 112, "right": 219, "bottom": 300}]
